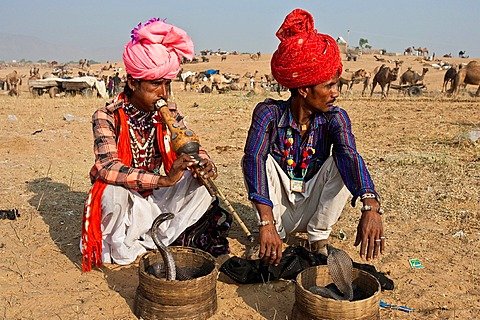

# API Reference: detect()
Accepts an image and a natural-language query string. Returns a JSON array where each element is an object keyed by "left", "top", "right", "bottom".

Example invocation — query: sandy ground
[{"left": 0, "top": 53, "right": 479, "bottom": 319}]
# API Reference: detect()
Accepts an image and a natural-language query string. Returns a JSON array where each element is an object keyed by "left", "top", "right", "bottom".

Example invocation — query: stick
[
  {"left": 68, "top": 171, "right": 74, "bottom": 190},
  {"left": 45, "top": 162, "right": 52, "bottom": 179},
  {"left": 37, "top": 192, "right": 45, "bottom": 211},
  {"left": 201, "top": 176, "right": 255, "bottom": 242},
  {"left": 215, "top": 188, "right": 255, "bottom": 242}
]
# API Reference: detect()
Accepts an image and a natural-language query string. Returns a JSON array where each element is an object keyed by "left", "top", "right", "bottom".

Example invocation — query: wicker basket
[
  {"left": 291, "top": 266, "right": 381, "bottom": 320},
  {"left": 134, "top": 247, "right": 218, "bottom": 320}
]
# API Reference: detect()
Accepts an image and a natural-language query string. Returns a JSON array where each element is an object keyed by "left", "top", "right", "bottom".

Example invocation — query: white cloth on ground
[
  {"left": 100, "top": 171, "right": 214, "bottom": 265},
  {"left": 259, "top": 155, "right": 351, "bottom": 242}
]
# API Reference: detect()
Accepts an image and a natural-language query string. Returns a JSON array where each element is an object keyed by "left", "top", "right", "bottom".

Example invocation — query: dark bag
[
  {"left": 220, "top": 246, "right": 395, "bottom": 291},
  {"left": 171, "top": 199, "right": 232, "bottom": 257}
]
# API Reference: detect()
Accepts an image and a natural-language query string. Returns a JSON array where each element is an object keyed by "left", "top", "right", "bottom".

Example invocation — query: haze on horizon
[{"left": 0, "top": 0, "right": 479, "bottom": 62}]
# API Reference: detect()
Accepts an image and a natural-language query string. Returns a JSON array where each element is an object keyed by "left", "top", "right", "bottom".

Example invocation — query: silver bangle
[
  {"left": 258, "top": 220, "right": 276, "bottom": 227},
  {"left": 360, "top": 193, "right": 377, "bottom": 200},
  {"left": 360, "top": 205, "right": 384, "bottom": 215}
]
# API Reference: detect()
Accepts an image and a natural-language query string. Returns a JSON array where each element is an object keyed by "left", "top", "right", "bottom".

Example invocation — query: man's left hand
[
  {"left": 354, "top": 209, "right": 384, "bottom": 261},
  {"left": 191, "top": 155, "right": 218, "bottom": 180}
]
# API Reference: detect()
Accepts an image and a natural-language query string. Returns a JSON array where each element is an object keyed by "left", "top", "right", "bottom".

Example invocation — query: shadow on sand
[
  {"left": 27, "top": 177, "right": 87, "bottom": 266},
  {"left": 26, "top": 179, "right": 271, "bottom": 315}
]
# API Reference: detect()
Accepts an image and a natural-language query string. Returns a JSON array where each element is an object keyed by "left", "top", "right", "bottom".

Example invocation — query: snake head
[
  {"left": 326, "top": 244, "right": 339, "bottom": 256},
  {"left": 152, "top": 212, "right": 175, "bottom": 230}
]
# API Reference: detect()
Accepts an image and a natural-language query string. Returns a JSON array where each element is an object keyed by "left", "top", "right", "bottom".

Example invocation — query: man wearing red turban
[
  {"left": 81, "top": 18, "right": 220, "bottom": 271},
  {"left": 243, "top": 9, "right": 384, "bottom": 265}
]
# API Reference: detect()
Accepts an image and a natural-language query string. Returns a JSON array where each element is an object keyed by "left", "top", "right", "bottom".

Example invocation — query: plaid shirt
[
  {"left": 242, "top": 98, "right": 378, "bottom": 207},
  {"left": 89, "top": 100, "right": 186, "bottom": 191}
]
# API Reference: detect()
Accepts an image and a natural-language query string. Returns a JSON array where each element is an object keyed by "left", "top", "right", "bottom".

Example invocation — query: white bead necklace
[{"left": 128, "top": 125, "right": 156, "bottom": 168}]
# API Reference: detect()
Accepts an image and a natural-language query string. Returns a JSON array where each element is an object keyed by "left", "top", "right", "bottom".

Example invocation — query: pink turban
[
  {"left": 271, "top": 9, "right": 342, "bottom": 89},
  {"left": 123, "top": 18, "right": 194, "bottom": 80}
]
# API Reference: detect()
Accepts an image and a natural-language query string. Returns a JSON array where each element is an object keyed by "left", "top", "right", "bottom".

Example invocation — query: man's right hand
[
  {"left": 158, "top": 154, "right": 196, "bottom": 187},
  {"left": 258, "top": 224, "right": 283, "bottom": 265}
]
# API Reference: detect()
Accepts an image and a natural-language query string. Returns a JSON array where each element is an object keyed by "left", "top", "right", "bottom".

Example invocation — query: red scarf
[{"left": 81, "top": 101, "right": 176, "bottom": 272}]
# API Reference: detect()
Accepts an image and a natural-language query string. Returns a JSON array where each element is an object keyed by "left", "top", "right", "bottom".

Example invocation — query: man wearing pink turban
[
  {"left": 81, "top": 18, "right": 224, "bottom": 272},
  {"left": 243, "top": 9, "right": 384, "bottom": 265}
]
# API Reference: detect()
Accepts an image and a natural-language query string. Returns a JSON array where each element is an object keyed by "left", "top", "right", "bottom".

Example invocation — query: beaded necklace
[
  {"left": 124, "top": 104, "right": 158, "bottom": 168},
  {"left": 124, "top": 103, "right": 154, "bottom": 131},
  {"left": 284, "top": 127, "right": 315, "bottom": 191}
]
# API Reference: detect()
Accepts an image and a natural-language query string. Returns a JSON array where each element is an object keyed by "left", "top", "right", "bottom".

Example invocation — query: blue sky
[{"left": 0, "top": 0, "right": 479, "bottom": 62}]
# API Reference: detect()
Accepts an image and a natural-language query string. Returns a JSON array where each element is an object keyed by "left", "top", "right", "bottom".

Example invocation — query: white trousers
[
  {"left": 260, "top": 155, "right": 351, "bottom": 242},
  {"left": 100, "top": 172, "right": 214, "bottom": 265}
]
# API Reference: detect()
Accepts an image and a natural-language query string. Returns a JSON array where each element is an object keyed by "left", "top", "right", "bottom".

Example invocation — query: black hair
[{"left": 123, "top": 74, "right": 137, "bottom": 98}]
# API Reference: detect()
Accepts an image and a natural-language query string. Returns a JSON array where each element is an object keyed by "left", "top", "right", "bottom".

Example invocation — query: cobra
[
  {"left": 309, "top": 245, "right": 354, "bottom": 301},
  {"left": 151, "top": 212, "right": 177, "bottom": 281}
]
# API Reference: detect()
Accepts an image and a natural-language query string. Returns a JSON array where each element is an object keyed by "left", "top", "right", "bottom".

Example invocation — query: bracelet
[
  {"left": 360, "top": 205, "right": 384, "bottom": 215},
  {"left": 258, "top": 220, "right": 276, "bottom": 227},
  {"left": 360, "top": 193, "right": 377, "bottom": 200}
]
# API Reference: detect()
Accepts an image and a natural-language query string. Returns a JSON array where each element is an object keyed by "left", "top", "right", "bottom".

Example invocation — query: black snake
[{"left": 150, "top": 212, "right": 177, "bottom": 281}]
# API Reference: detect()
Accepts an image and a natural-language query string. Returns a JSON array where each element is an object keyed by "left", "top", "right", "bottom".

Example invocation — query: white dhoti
[
  {"left": 260, "top": 155, "right": 351, "bottom": 242},
  {"left": 100, "top": 171, "right": 214, "bottom": 265}
]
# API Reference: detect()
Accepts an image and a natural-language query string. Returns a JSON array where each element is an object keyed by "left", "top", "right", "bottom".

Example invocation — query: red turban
[
  {"left": 123, "top": 18, "right": 194, "bottom": 80},
  {"left": 271, "top": 9, "right": 342, "bottom": 89}
]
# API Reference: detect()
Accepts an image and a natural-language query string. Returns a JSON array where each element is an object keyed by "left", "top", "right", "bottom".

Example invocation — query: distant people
[
  {"left": 107, "top": 76, "right": 114, "bottom": 97},
  {"left": 112, "top": 72, "right": 122, "bottom": 95},
  {"left": 260, "top": 76, "right": 267, "bottom": 89},
  {"left": 249, "top": 76, "right": 256, "bottom": 89}
]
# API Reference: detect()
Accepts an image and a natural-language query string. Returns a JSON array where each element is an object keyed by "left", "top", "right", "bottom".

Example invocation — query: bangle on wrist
[
  {"left": 360, "top": 193, "right": 381, "bottom": 204},
  {"left": 258, "top": 220, "right": 276, "bottom": 227},
  {"left": 360, "top": 205, "right": 384, "bottom": 215}
]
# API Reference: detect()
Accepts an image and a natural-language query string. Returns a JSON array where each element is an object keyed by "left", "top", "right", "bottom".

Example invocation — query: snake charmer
[{"left": 81, "top": 18, "right": 217, "bottom": 272}]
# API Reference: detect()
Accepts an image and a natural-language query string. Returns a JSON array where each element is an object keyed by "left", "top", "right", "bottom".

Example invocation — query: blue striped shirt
[{"left": 242, "top": 98, "right": 377, "bottom": 208}]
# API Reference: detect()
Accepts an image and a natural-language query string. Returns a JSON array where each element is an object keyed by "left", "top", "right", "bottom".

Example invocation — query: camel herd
[
  {"left": 338, "top": 59, "right": 480, "bottom": 98},
  {"left": 1, "top": 54, "right": 479, "bottom": 98}
]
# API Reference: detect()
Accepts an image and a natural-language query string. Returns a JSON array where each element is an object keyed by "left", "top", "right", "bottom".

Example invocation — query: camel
[
  {"left": 210, "top": 74, "right": 232, "bottom": 92},
  {"left": 180, "top": 71, "right": 197, "bottom": 90},
  {"left": 264, "top": 73, "right": 275, "bottom": 86},
  {"left": 452, "top": 61, "right": 480, "bottom": 97},
  {"left": 79, "top": 59, "right": 87, "bottom": 70},
  {"left": 249, "top": 52, "right": 261, "bottom": 61},
  {"left": 404, "top": 47, "right": 413, "bottom": 55},
  {"left": 374, "top": 55, "right": 389, "bottom": 63},
  {"left": 243, "top": 70, "right": 258, "bottom": 79},
  {"left": 29, "top": 66, "right": 40, "bottom": 79},
  {"left": 399, "top": 67, "right": 429, "bottom": 85},
  {"left": 101, "top": 64, "right": 113, "bottom": 71},
  {"left": 442, "top": 66, "right": 457, "bottom": 93},
  {"left": 413, "top": 47, "right": 429, "bottom": 57},
  {"left": 4, "top": 70, "right": 26, "bottom": 92},
  {"left": 183, "top": 74, "right": 197, "bottom": 91},
  {"left": 370, "top": 65, "right": 399, "bottom": 98},
  {"left": 338, "top": 69, "right": 369, "bottom": 94}
]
